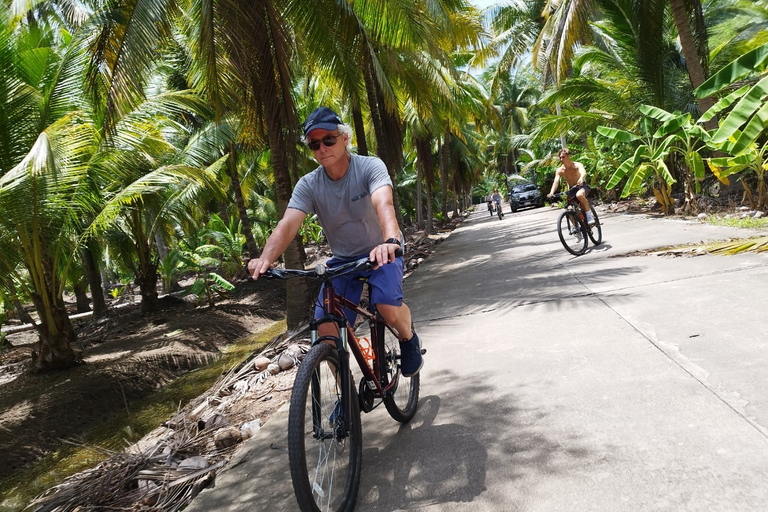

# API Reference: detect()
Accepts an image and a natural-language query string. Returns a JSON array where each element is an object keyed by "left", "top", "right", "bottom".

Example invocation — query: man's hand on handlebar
[
  {"left": 247, "top": 257, "right": 272, "bottom": 281},
  {"left": 369, "top": 242, "right": 400, "bottom": 269}
]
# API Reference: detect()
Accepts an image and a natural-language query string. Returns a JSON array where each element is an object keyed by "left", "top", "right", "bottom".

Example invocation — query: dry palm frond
[{"left": 702, "top": 236, "right": 768, "bottom": 255}]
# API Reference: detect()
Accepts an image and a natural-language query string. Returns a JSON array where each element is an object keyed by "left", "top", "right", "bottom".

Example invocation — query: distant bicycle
[
  {"left": 493, "top": 201, "right": 504, "bottom": 220},
  {"left": 549, "top": 185, "right": 602, "bottom": 255}
]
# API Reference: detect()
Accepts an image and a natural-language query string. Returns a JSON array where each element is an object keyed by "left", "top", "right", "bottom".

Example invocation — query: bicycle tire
[
  {"left": 557, "top": 210, "right": 588, "bottom": 255},
  {"left": 288, "top": 343, "right": 362, "bottom": 512},
  {"left": 497, "top": 206, "right": 504, "bottom": 220},
  {"left": 586, "top": 205, "right": 602, "bottom": 246},
  {"left": 377, "top": 322, "right": 420, "bottom": 423}
]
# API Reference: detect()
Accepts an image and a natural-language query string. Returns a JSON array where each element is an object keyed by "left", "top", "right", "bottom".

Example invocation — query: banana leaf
[
  {"left": 654, "top": 114, "right": 688, "bottom": 138},
  {"left": 729, "top": 100, "right": 768, "bottom": 155},
  {"left": 688, "top": 151, "right": 705, "bottom": 181},
  {"left": 710, "top": 75, "right": 768, "bottom": 145},
  {"left": 606, "top": 145, "right": 648, "bottom": 189},
  {"left": 650, "top": 136, "right": 674, "bottom": 161},
  {"left": 621, "top": 162, "right": 650, "bottom": 198},
  {"left": 596, "top": 126, "right": 639, "bottom": 142},
  {"left": 699, "top": 85, "right": 751, "bottom": 123},
  {"left": 656, "top": 159, "right": 676, "bottom": 185},
  {"left": 639, "top": 104, "right": 677, "bottom": 123},
  {"left": 695, "top": 42, "right": 768, "bottom": 98}
]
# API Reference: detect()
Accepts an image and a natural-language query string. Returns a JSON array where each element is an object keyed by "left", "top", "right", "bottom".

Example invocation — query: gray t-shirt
[{"left": 288, "top": 154, "right": 392, "bottom": 259}]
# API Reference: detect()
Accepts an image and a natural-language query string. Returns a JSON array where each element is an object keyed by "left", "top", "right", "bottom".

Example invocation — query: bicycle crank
[{"left": 358, "top": 378, "right": 375, "bottom": 413}]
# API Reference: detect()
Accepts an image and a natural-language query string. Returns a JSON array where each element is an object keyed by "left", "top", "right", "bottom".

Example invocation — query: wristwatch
[{"left": 384, "top": 237, "right": 401, "bottom": 245}]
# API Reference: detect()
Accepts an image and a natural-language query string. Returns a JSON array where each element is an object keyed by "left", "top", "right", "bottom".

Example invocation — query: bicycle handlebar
[
  {"left": 548, "top": 184, "right": 581, "bottom": 203},
  {"left": 248, "top": 248, "right": 404, "bottom": 282}
]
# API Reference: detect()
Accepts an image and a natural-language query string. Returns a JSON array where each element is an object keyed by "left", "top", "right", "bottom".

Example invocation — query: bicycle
[
  {"left": 493, "top": 201, "right": 504, "bottom": 220},
  {"left": 259, "top": 253, "right": 421, "bottom": 512},
  {"left": 549, "top": 185, "right": 602, "bottom": 255}
]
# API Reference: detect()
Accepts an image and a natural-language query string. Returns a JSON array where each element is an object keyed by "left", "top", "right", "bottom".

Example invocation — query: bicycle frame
[{"left": 309, "top": 282, "right": 402, "bottom": 432}]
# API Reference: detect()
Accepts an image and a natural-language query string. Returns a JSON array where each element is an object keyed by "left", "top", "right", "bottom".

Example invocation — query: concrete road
[{"left": 187, "top": 205, "right": 768, "bottom": 512}]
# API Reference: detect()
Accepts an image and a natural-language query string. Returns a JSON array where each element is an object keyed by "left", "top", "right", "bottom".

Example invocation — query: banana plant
[
  {"left": 638, "top": 105, "right": 711, "bottom": 214},
  {"left": 598, "top": 115, "right": 677, "bottom": 215},
  {"left": 707, "top": 137, "right": 768, "bottom": 210},
  {"left": 696, "top": 41, "right": 768, "bottom": 156}
]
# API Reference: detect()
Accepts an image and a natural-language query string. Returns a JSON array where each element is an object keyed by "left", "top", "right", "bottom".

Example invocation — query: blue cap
[{"left": 302, "top": 107, "right": 343, "bottom": 137}]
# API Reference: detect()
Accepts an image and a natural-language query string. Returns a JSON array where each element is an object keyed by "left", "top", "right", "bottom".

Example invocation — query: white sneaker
[
  {"left": 586, "top": 211, "right": 595, "bottom": 225},
  {"left": 574, "top": 230, "right": 583, "bottom": 242}
]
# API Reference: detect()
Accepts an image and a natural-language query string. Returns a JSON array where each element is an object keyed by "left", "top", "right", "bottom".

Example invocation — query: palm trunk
[
  {"left": 268, "top": 129, "right": 309, "bottom": 329},
  {"left": 82, "top": 244, "right": 108, "bottom": 317},
  {"left": 414, "top": 136, "right": 434, "bottom": 230},
  {"left": 416, "top": 165, "right": 424, "bottom": 229},
  {"left": 28, "top": 258, "right": 81, "bottom": 372},
  {"left": 364, "top": 57, "right": 403, "bottom": 226},
  {"left": 425, "top": 180, "right": 434, "bottom": 233},
  {"left": 669, "top": 0, "right": 716, "bottom": 129},
  {"left": 351, "top": 102, "right": 368, "bottom": 156},
  {"left": 439, "top": 132, "right": 450, "bottom": 221},
  {"left": 130, "top": 210, "right": 159, "bottom": 314},
  {"left": 74, "top": 282, "right": 91, "bottom": 313}
]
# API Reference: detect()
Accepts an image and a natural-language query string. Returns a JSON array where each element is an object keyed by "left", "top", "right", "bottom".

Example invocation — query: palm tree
[{"left": 0, "top": 8, "right": 98, "bottom": 371}]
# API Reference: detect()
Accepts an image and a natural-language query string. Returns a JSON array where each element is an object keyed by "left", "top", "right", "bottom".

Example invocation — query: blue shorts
[{"left": 314, "top": 253, "right": 404, "bottom": 325}]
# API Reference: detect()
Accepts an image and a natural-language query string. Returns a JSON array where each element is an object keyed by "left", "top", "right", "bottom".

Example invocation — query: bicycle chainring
[{"left": 358, "top": 378, "right": 375, "bottom": 413}]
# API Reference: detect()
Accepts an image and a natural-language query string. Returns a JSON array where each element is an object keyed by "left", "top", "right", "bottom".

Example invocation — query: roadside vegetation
[{"left": 1, "top": 0, "right": 768, "bottom": 508}]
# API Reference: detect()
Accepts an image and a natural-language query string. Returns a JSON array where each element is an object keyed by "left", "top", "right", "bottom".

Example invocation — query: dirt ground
[{"left": 0, "top": 278, "right": 287, "bottom": 486}]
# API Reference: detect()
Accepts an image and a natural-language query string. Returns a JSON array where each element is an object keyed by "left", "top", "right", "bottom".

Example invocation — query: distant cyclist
[
  {"left": 485, "top": 193, "right": 493, "bottom": 216},
  {"left": 492, "top": 189, "right": 503, "bottom": 212},
  {"left": 547, "top": 148, "right": 594, "bottom": 225}
]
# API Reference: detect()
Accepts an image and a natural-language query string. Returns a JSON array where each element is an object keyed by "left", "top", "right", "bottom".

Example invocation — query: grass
[
  {"left": 0, "top": 320, "right": 286, "bottom": 511},
  {"left": 703, "top": 214, "right": 768, "bottom": 230}
]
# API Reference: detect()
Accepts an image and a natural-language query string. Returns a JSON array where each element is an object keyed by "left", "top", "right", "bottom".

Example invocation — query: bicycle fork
[{"left": 309, "top": 317, "right": 352, "bottom": 439}]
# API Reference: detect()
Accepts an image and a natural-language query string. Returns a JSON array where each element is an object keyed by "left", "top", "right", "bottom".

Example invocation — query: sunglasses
[{"left": 307, "top": 134, "right": 340, "bottom": 151}]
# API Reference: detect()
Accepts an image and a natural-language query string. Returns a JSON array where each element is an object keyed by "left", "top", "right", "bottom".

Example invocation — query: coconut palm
[{"left": 0, "top": 7, "right": 101, "bottom": 371}]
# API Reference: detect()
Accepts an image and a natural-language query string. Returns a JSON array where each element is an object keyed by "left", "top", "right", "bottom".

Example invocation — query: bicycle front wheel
[
  {"left": 557, "top": 210, "right": 588, "bottom": 255},
  {"left": 288, "top": 343, "right": 362, "bottom": 512},
  {"left": 378, "top": 322, "right": 420, "bottom": 423},
  {"left": 586, "top": 205, "right": 602, "bottom": 246}
]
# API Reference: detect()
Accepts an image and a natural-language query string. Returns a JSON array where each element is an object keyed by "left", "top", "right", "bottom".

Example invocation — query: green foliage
[
  {"left": 697, "top": 42, "right": 768, "bottom": 154},
  {"left": 598, "top": 111, "right": 677, "bottom": 214},
  {"left": 705, "top": 216, "right": 768, "bottom": 230},
  {"left": 300, "top": 214, "right": 324, "bottom": 245}
]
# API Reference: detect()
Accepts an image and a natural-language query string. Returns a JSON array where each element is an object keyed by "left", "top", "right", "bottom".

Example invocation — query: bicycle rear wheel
[
  {"left": 288, "top": 343, "right": 362, "bottom": 512},
  {"left": 586, "top": 205, "right": 602, "bottom": 246},
  {"left": 557, "top": 210, "right": 588, "bottom": 255},
  {"left": 377, "top": 322, "right": 419, "bottom": 423}
]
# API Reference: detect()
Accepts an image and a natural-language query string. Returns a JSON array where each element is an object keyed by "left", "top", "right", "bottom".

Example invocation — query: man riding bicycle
[
  {"left": 247, "top": 106, "right": 423, "bottom": 377},
  {"left": 547, "top": 148, "right": 594, "bottom": 225}
]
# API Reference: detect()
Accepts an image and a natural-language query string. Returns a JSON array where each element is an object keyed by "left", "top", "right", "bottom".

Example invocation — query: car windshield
[{"left": 512, "top": 184, "right": 537, "bottom": 193}]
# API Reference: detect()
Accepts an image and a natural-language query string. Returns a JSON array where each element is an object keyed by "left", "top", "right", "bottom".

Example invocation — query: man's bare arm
[
  {"left": 247, "top": 208, "right": 306, "bottom": 278},
  {"left": 576, "top": 162, "right": 587, "bottom": 185},
  {"left": 370, "top": 186, "right": 401, "bottom": 267}
]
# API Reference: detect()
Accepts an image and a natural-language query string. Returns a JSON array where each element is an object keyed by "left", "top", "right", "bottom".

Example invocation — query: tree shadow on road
[{"left": 356, "top": 394, "right": 487, "bottom": 510}]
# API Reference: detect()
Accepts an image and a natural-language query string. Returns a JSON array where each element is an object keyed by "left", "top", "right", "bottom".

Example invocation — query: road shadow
[{"left": 356, "top": 395, "right": 487, "bottom": 510}]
